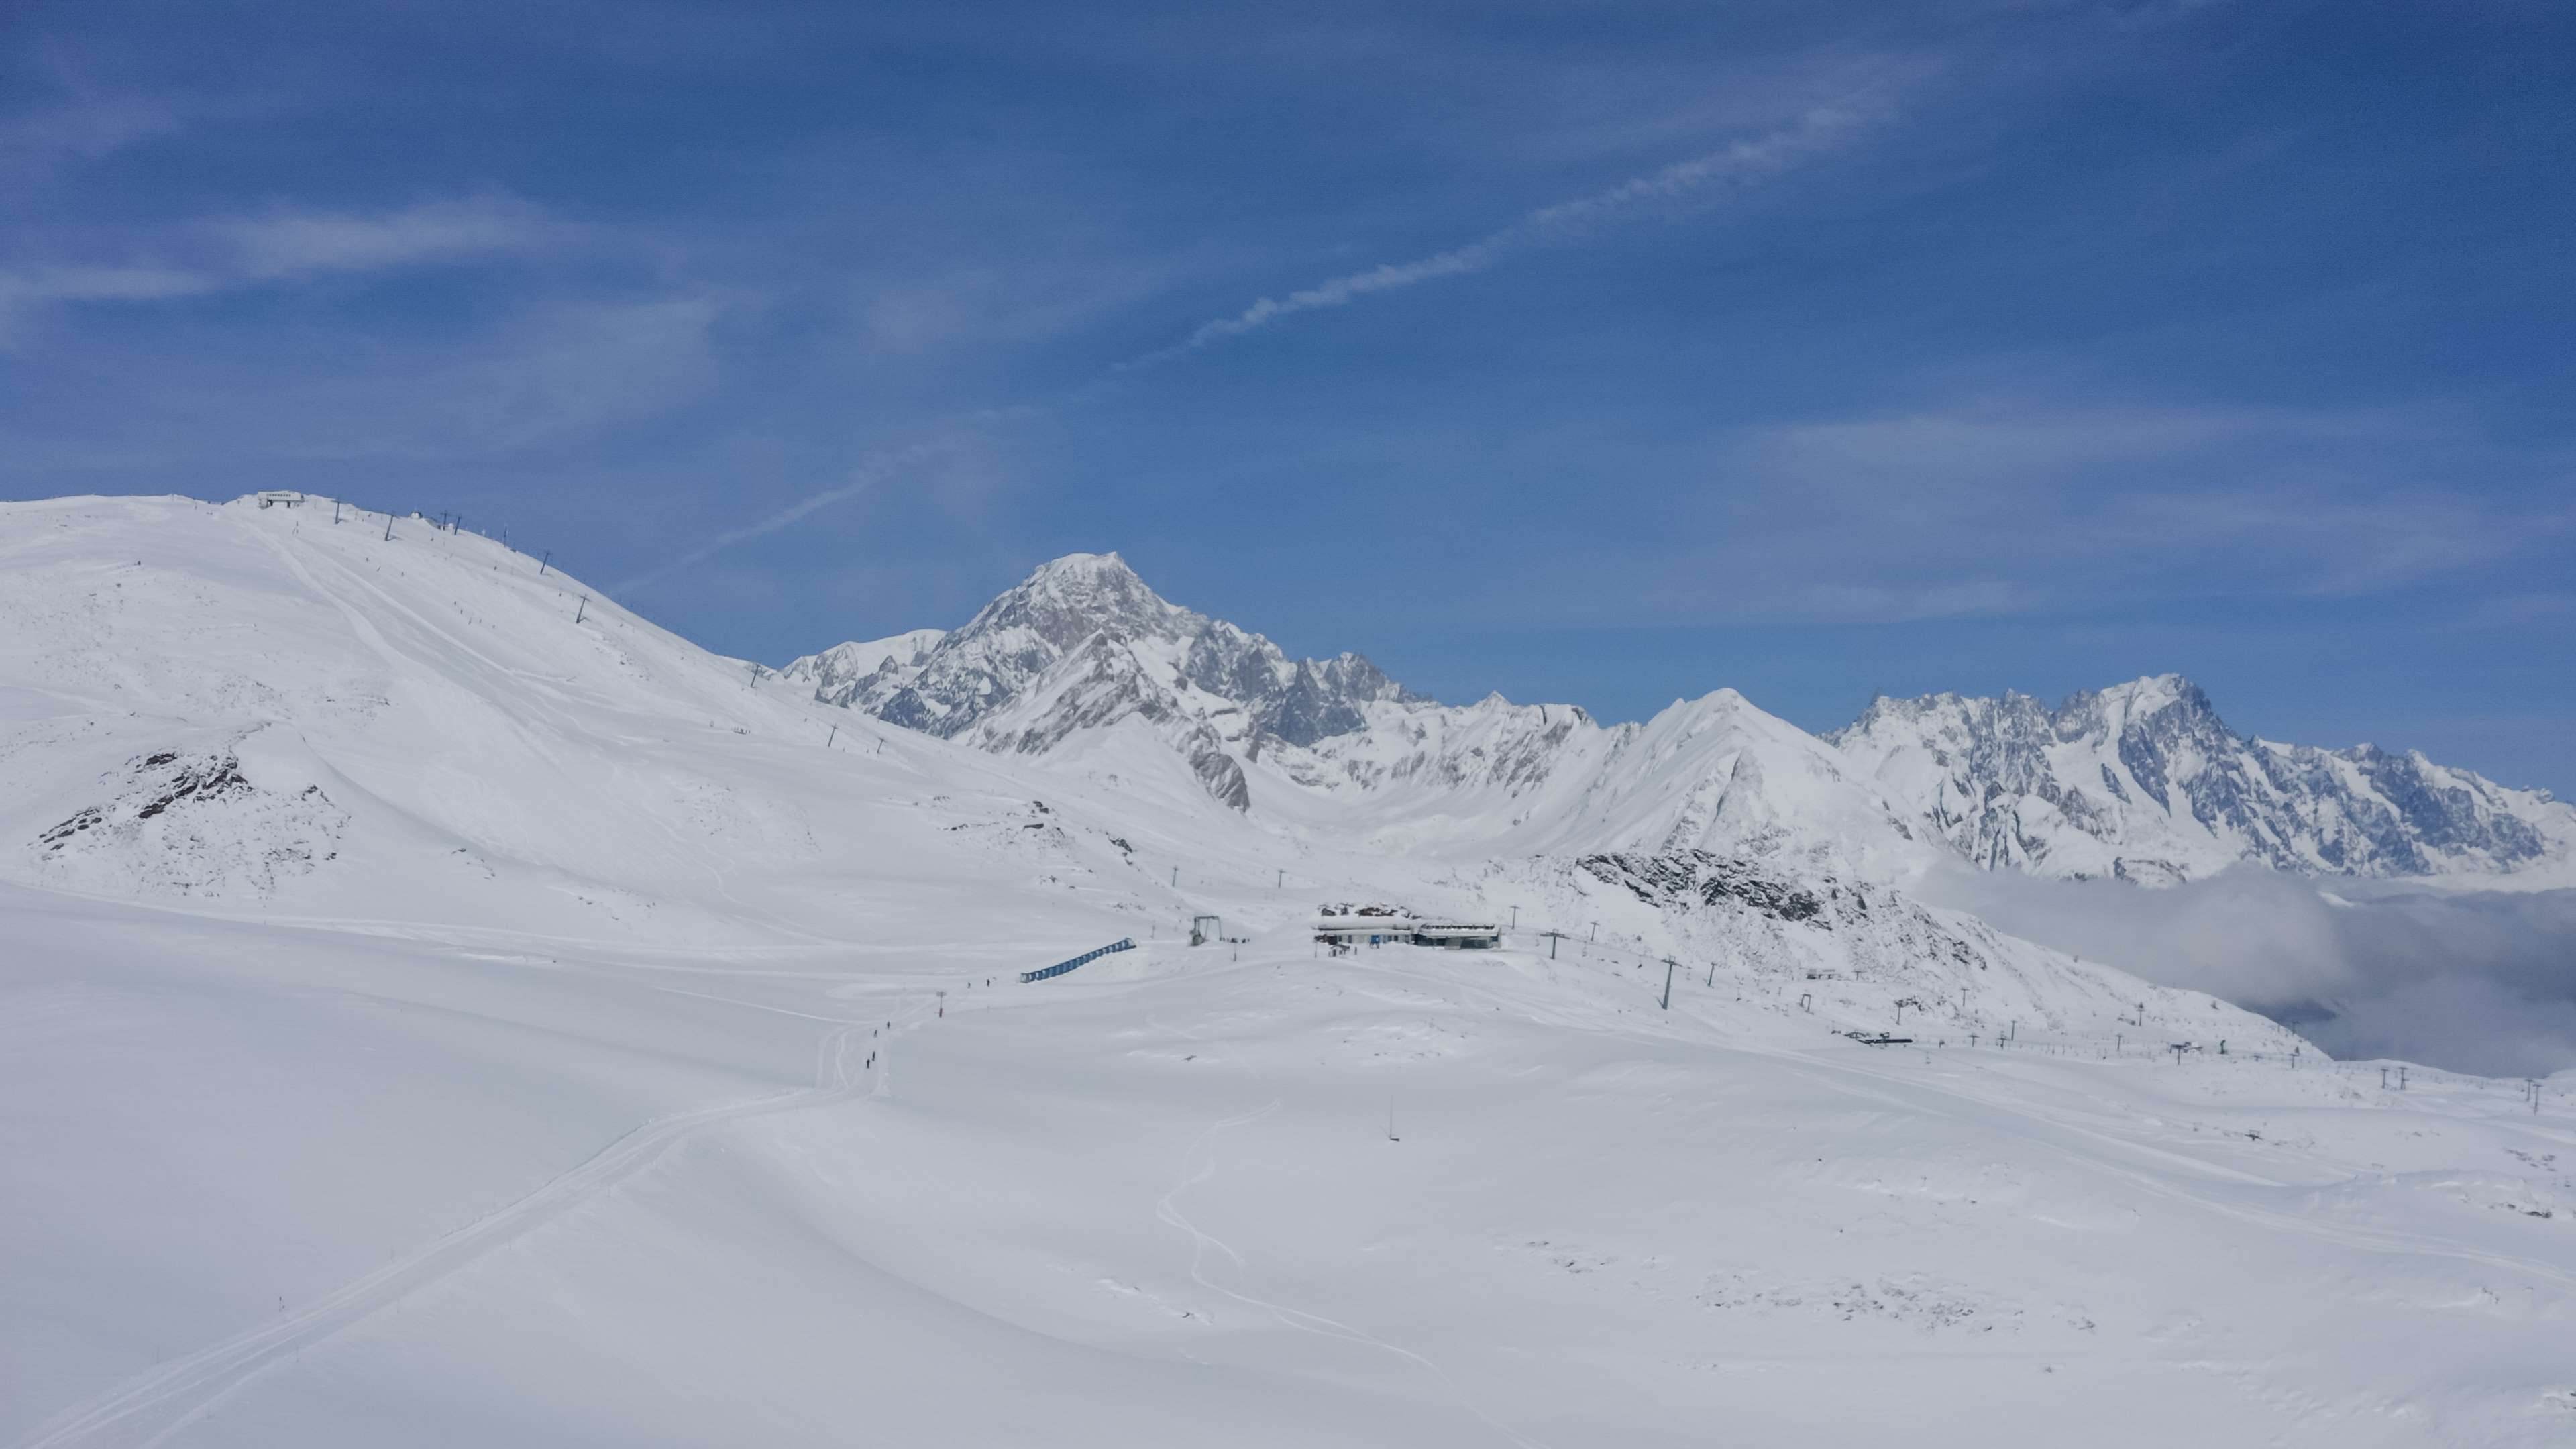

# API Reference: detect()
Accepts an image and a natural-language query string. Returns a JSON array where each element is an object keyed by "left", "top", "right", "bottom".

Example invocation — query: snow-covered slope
[
  {"left": 1832, "top": 676, "right": 2576, "bottom": 885},
  {"left": 0, "top": 497, "right": 1295, "bottom": 950},
  {"left": 8, "top": 496, "right": 2574, "bottom": 1448}
]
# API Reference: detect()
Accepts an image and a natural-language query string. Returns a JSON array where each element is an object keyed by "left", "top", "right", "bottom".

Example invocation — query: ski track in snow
[
  {"left": 1146, "top": 1014, "right": 1555, "bottom": 1449},
  {"left": 259, "top": 526, "right": 751, "bottom": 932},
  {"left": 16, "top": 991, "right": 934, "bottom": 1449}
]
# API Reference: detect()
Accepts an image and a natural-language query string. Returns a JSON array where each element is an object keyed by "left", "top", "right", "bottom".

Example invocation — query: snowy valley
[{"left": 5, "top": 495, "right": 2573, "bottom": 1447}]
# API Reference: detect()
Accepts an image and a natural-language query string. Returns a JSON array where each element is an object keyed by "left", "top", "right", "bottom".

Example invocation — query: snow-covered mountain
[
  {"left": 794, "top": 557, "right": 2573, "bottom": 888},
  {"left": 1833, "top": 676, "right": 2576, "bottom": 884},
  {"left": 10, "top": 496, "right": 2574, "bottom": 1449},
  {"left": 794, "top": 553, "right": 1415, "bottom": 809},
  {"left": 1249, "top": 686, "right": 1934, "bottom": 880},
  {"left": 783, "top": 555, "right": 1931, "bottom": 874}
]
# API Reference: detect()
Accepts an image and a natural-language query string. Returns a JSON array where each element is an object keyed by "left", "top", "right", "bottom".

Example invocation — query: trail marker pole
[
  {"left": 1171, "top": 866, "right": 1179, "bottom": 888},
  {"left": 575, "top": 596, "right": 587, "bottom": 624},
  {"left": 539, "top": 549, "right": 551, "bottom": 576},
  {"left": 826, "top": 725, "right": 837, "bottom": 748},
  {"left": 382, "top": 511, "right": 395, "bottom": 541},
  {"left": 332, "top": 500, "right": 342, "bottom": 524},
  {"left": 1661, "top": 957, "right": 1676, "bottom": 1010}
]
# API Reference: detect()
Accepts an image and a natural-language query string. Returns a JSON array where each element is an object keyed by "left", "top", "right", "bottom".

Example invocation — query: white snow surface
[{"left": 5, "top": 495, "right": 2574, "bottom": 1447}]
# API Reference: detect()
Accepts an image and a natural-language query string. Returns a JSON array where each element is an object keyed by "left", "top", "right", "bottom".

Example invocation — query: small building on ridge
[{"left": 1312, "top": 903, "right": 1500, "bottom": 952}]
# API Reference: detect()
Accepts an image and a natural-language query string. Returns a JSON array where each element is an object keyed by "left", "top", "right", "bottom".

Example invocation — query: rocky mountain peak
[
  {"left": 788, "top": 553, "right": 1423, "bottom": 806},
  {"left": 961, "top": 551, "right": 1183, "bottom": 652},
  {"left": 2052, "top": 673, "right": 2216, "bottom": 742}
]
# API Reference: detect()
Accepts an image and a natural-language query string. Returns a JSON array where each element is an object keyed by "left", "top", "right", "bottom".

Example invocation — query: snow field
[{"left": 3, "top": 494, "right": 2571, "bottom": 1445}]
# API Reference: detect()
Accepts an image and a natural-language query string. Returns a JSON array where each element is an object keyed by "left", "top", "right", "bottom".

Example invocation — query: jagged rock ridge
[
  {"left": 786, "top": 554, "right": 1415, "bottom": 810},
  {"left": 1831, "top": 674, "right": 2569, "bottom": 881},
  {"left": 790, "top": 559, "right": 2575, "bottom": 885}
]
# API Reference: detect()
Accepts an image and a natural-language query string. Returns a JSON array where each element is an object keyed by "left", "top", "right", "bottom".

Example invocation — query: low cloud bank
[{"left": 1919, "top": 865, "right": 2576, "bottom": 1079}]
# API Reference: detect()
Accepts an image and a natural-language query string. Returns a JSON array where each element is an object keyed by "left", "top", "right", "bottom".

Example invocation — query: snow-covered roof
[{"left": 1311, "top": 916, "right": 1421, "bottom": 933}]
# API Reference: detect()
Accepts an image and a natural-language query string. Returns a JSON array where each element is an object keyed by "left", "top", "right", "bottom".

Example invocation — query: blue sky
[{"left": 5, "top": 1, "right": 2571, "bottom": 790}]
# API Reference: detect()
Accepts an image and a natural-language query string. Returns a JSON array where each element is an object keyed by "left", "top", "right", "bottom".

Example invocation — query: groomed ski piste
[{"left": 4, "top": 494, "right": 2572, "bottom": 1447}]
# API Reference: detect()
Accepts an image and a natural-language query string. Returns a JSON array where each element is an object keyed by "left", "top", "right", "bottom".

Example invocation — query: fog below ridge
[{"left": 1920, "top": 865, "right": 2576, "bottom": 1079}]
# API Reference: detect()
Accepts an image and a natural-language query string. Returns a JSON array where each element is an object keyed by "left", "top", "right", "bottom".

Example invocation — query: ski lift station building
[
  {"left": 1412, "top": 920, "right": 1504, "bottom": 949},
  {"left": 1311, "top": 912, "right": 1501, "bottom": 950}
]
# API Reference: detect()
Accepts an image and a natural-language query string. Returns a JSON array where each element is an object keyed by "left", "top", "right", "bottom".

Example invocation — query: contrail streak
[
  {"left": 620, "top": 106, "right": 1881, "bottom": 590},
  {"left": 610, "top": 439, "right": 955, "bottom": 596},
  {"left": 1120, "top": 105, "right": 1873, "bottom": 369}
]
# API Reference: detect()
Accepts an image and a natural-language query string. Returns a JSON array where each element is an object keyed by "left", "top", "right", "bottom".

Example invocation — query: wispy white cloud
[
  {"left": 0, "top": 94, "right": 185, "bottom": 174},
  {"left": 416, "top": 294, "right": 725, "bottom": 452},
  {"left": 0, "top": 292, "right": 734, "bottom": 469},
  {"left": 0, "top": 264, "right": 214, "bottom": 308},
  {"left": 1405, "top": 397, "right": 2574, "bottom": 629},
  {"left": 0, "top": 264, "right": 220, "bottom": 343},
  {"left": 0, "top": 193, "right": 563, "bottom": 340},
  {"left": 217, "top": 194, "right": 559, "bottom": 278},
  {"left": 1121, "top": 105, "right": 1877, "bottom": 368}
]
